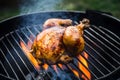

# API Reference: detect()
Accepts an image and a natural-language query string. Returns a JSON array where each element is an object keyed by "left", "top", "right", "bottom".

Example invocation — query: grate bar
[
  {"left": 33, "top": 26, "right": 41, "bottom": 33},
  {"left": 5, "top": 35, "right": 30, "bottom": 79},
  {"left": 89, "top": 27, "right": 120, "bottom": 52},
  {"left": 85, "top": 42, "right": 112, "bottom": 72},
  {"left": 10, "top": 31, "right": 35, "bottom": 73},
  {"left": 20, "top": 28, "right": 33, "bottom": 43},
  {"left": 14, "top": 30, "right": 39, "bottom": 80},
  {"left": 25, "top": 27, "right": 36, "bottom": 38},
  {"left": 56, "top": 64, "right": 64, "bottom": 71},
  {"left": 85, "top": 34, "right": 118, "bottom": 67},
  {"left": 85, "top": 30, "right": 120, "bottom": 65},
  {"left": 76, "top": 55, "right": 98, "bottom": 79},
  {"left": 41, "top": 66, "right": 55, "bottom": 79},
  {"left": 2, "top": 40, "right": 22, "bottom": 80},
  {"left": 56, "top": 64, "right": 84, "bottom": 80},
  {"left": 0, "top": 74, "right": 15, "bottom": 80},
  {"left": 99, "top": 26, "right": 120, "bottom": 41},
  {"left": 0, "top": 60, "right": 10, "bottom": 78},
  {"left": 11, "top": 31, "right": 45, "bottom": 80},
  {"left": 10, "top": 31, "right": 38, "bottom": 75},
  {"left": 84, "top": 35, "right": 117, "bottom": 68},
  {"left": 80, "top": 51, "right": 106, "bottom": 76},
  {"left": 2, "top": 39, "right": 26, "bottom": 80},
  {"left": 0, "top": 48, "right": 19, "bottom": 80},
  {"left": 24, "top": 26, "right": 53, "bottom": 79},
  {"left": 79, "top": 52, "right": 103, "bottom": 78},
  {"left": 17, "top": 28, "right": 51, "bottom": 79},
  {"left": 92, "top": 25, "right": 120, "bottom": 45},
  {"left": 65, "top": 64, "right": 83, "bottom": 80},
  {"left": 56, "top": 64, "right": 67, "bottom": 72},
  {"left": 67, "top": 63, "right": 90, "bottom": 80}
]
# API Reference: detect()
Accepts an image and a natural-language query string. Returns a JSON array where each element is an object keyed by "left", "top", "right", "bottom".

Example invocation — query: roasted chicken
[{"left": 31, "top": 18, "right": 90, "bottom": 65}]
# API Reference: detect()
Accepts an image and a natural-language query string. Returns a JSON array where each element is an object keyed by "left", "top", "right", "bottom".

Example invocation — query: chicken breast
[{"left": 31, "top": 18, "right": 90, "bottom": 65}]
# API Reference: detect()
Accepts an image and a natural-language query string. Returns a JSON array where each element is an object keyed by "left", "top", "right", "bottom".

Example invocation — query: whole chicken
[{"left": 31, "top": 18, "right": 90, "bottom": 65}]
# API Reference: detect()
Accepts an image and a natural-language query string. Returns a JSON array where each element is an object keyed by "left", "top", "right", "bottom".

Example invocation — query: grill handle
[{"left": 86, "top": 10, "right": 112, "bottom": 16}]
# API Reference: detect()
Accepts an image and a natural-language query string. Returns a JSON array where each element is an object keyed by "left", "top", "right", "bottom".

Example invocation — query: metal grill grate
[{"left": 0, "top": 23, "right": 120, "bottom": 80}]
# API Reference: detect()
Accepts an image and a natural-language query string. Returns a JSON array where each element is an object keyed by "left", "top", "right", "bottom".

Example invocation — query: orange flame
[
  {"left": 58, "top": 63, "right": 64, "bottom": 70},
  {"left": 72, "top": 69, "right": 79, "bottom": 78},
  {"left": 52, "top": 65, "right": 58, "bottom": 74},
  {"left": 68, "top": 65, "right": 80, "bottom": 78},
  {"left": 43, "top": 63, "right": 49, "bottom": 70},
  {"left": 78, "top": 52, "right": 91, "bottom": 80},
  {"left": 20, "top": 41, "right": 40, "bottom": 70},
  {"left": 20, "top": 35, "right": 91, "bottom": 79}
]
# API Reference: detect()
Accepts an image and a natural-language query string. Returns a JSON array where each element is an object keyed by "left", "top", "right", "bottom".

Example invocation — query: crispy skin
[
  {"left": 63, "top": 26, "right": 85, "bottom": 56},
  {"left": 31, "top": 27, "right": 67, "bottom": 64},
  {"left": 43, "top": 18, "right": 72, "bottom": 30},
  {"left": 31, "top": 18, "right": 90, "bottom": 65}
]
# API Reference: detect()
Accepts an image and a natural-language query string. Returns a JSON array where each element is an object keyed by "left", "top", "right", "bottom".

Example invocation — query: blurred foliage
[
  {"left": 0, "top": 0, "right": 20, "bottom": 21},
  {"left": 0, "top": 0, "right": 120, "bottom": 21},
  {"left": 57, "top": 0, "right": 120, "bottom": 19},
  {"left": 0, "top": 9, "right": 19, "bottom": 21}
]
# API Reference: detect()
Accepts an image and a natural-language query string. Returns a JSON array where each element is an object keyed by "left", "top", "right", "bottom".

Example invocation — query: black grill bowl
[{"left": 0, "top": 11, "right": 120, "bottom": 80}]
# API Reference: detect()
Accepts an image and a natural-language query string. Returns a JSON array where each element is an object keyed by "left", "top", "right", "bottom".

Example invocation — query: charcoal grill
[{"left": 0, "top": 10, "right": 120, "bottom": 80}]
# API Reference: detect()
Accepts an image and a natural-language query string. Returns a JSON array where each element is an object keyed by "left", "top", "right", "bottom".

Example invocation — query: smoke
[{"left": 19, "top": 0, "right": 62, "bottom": 14}]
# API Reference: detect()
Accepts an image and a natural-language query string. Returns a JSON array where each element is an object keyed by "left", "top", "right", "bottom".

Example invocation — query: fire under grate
[{"left": 0, "top": 23, "right": 120, "bottom": 80}]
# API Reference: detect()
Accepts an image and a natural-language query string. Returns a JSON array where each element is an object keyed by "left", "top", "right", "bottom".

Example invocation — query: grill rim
[
  {"left": 0, "top": 10, "right": 120, "bottom": 37},
  {"left": 0, "top": 10, "right": 86, "bottom": 25},
  {"left": 0, "top": 10, "right": 120, "bottom": 80},
  {"left": 97, "top": 66, "right": 120, "bottom": 80}
]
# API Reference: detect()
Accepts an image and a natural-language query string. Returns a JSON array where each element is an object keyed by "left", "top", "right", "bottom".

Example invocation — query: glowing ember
[
  {"left": 58, "top": 63, "right": 64, "bottom": 70},
  {"left": 52, "top": 65, "right": 58, "bottom": 74},
  {"left": 43, "top": 63, "right": 49, "bottom": 70},
  {"left": 68, "top": 65, "right": 79, "bottom": 78},
  {"left": 72, "top": 69, "right": 79, "bottom": 78},
  {"left": 78, "top": 52, "right": 91, "bottom": 80}
]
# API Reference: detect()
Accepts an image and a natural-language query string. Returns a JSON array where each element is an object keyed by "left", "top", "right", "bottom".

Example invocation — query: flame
[
  {"left": 58, "top": 63, "right": 64, "bottom": 70},
  {"left": 20, "top": 41, "right": 40, "bottom": 70},
  {"left": 20, "top": 35, "right": 91, "bottom": 79},
  {"left": 78, "top": 52, "right": 91, "bottom": 80},
  {"left": 72, "top": 69, "right": 79, "bottom": 78},
  {"left": 68, "top": 65, "right": 80, "bottom": 78},
  {"left": 52, "top": 65, "right": 58, "bottom": 74},
  {"left": 43, "top": 63, "right": 49, "bottom": 70}
]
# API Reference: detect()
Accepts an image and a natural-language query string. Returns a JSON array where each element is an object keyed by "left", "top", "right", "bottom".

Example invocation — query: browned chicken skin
[
  {"left": 31, "top": 18, "right": 90, "bottom": 65},
  {"left": 43, "top": 18, "right": 72, "bottom": 30}
]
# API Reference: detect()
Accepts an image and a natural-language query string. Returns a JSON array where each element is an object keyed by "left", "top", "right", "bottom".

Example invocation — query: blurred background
[{"left": 0, "top": 0, "right": 120, "bottom": 21}]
